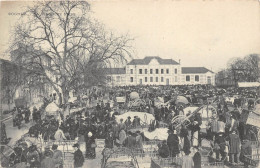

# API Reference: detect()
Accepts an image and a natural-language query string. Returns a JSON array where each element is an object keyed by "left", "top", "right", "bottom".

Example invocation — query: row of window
[
  {"left": 107, "top": 76, "right": 124, "bottom": 82},
  {"left": 130, "top": 76, "right": 178, "bottom": 83},
  {"left": 130, "top": 68, "right": 178, "bottom": 74},
  {"left": 186, "top": 75, "right": 200, "bottom": 82},
  {"left": 185, "top": 75, "right": 211, "bottom": 83}
]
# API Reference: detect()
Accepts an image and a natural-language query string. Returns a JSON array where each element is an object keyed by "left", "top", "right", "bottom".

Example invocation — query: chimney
[{"left": 179, "top": 59, "right": 181, "bottom": 64}]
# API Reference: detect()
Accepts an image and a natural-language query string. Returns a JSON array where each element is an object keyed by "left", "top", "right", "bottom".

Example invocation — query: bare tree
[{"left": 9, "top": 1, "right": 132, "bottom": 104}]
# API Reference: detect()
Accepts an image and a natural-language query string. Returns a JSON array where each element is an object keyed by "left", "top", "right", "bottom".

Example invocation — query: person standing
[
  {"left": 167, "top": 129, "right": 180, "bottom": 158},
  {"left": 54, "top": 126, "right": 67, "bottom": 141},
  {"left": 105, "top": 131, "right": 114, "bottom": 149},
  {"left": 118, "top": 128, "right": 127, "bottom": 146},
  {"left": 73, "top": 143, "right": 84, "bottom": 168},
  {"left": 52, "top": 144, "right": 63, "bottom": 168},
  {"left": 228, "top": 130, "right": 241, "bottom": 164},
  {"left": 1, "top": 122, "right": 8, "bottom": 144},
  {"left": 135, "top": 131, "right": 143, "bottom": 149},
  {"left": 193, "top": 147, "right": 201, "bottom": 168},
  {"left": 85, "top": 131, "right": 96, "bottom": 159},
  {"left": 41, "top": 151, "right": 56, "bottom": 168},
  {"left": 181, "top": 150, "right": 194, "bottom": 168},
  {"left": 180, "top": 124, "right": 190, "bottom": 155}
]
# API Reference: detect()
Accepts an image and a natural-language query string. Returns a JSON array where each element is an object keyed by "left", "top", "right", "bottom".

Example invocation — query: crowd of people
[
  {"left": 1, "top": 84, "right": 259, "bottom": 168},
  {"left": 8, "top": 140, "right": 63, "bottom": 168}
]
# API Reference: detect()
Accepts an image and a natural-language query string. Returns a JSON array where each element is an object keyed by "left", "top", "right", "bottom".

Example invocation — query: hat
[
  {"left": 184, "top": 150, "right": 191, "bottom": 155},
  {"left": 44, "top": 150, "right": 52, "bottom": 157},
  {"left": 88, "top": 132, "right": 93, "bottom": 137},
  {"left": 52, "top": 144, "right": 58, "bottom": 150},
  {"left": 72, "top": 143, "right": 79, "bottom": 148}
]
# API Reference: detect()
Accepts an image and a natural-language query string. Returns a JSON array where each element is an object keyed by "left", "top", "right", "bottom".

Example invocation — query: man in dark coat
[
  {"left": 214, "top": 132, "right": 226, "bottom": 161},
  {"left": 158, "top": 140, "right": 170, "bottom": 158},
  {"left": 193, "top": 147, "right": 201, "bottom": 168},
  {"left": 105, "top": 131, "right": 114, "bottom": 148},
  {"left": 73, "top": 143, "right": 84, "bottom": 168},
  {"left": 227, "top": 131, "right": 240, "bottom": 163},
  {"left": 167, "top": 129, "right": 180, "bottom": 157},
  {"left": 180, "top": 124, "right": 190, "bottom": 154},
  {"left": 124, "top": 131, "right": 136, "bottom": 149}
]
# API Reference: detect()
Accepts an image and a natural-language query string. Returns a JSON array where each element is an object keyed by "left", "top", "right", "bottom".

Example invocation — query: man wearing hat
[{"left": 73, "top": 143, "right": 84, "bottom": 168}]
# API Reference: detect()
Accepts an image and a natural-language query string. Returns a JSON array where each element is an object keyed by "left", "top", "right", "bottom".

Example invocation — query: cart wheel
[{"left": 171, "top": 115, "right": 190, "bottom": 129}]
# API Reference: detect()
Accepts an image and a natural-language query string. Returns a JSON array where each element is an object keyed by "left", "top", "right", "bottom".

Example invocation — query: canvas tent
[
  {"left": 45, "top": 102, "right": 60, "bottom": 115},
  {"left": 238, "top": 82, "right": 260, "bottom": 88}
]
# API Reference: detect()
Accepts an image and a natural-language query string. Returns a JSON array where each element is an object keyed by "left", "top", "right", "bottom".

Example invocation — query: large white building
[{"left": 106, "top": 56, "right": 215, "bottom": 86}]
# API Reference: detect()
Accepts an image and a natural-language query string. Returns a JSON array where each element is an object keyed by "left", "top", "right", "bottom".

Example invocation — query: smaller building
[
  {"left": 105, "top": 68, "right": 126, "bottom": 87},
  {"left": 181, "top": 67, "right": 215, "bottom": 85}
]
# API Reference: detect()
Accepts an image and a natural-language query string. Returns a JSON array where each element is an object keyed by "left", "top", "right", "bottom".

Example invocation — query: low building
[
  {"left": 105, "top": 68, "right": 126, "bottom": 87},
  {"left": 181, "top": 67, "right": 215, "bottom": 85}
]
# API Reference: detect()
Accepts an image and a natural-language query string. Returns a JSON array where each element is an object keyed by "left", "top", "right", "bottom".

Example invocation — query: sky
[{"left": 0, "top": 0, "right": 260, "bottom": 72}]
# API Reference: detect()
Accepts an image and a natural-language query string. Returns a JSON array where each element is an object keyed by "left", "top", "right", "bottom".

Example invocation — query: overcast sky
[{"left": 0, "top": 0, "right": 260, "bottom": 72}]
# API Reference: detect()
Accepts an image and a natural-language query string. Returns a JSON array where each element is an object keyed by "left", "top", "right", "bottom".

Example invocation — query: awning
[
  {"left": 238, "top": 82, "right": 260, "bottom": 88},
  {"left": 45, "top": 102, "right": 60, "bottom": 114}
]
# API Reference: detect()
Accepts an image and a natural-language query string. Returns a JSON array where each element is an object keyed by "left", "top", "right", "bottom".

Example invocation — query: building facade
[
  {"left": 106, "top": 56, "right": 215, "bottom": 86},
  {"left": 105, "top": 68, "right": 126, "bottom": 87}
]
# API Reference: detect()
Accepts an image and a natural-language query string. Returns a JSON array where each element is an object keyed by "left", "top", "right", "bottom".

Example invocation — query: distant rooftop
[
  {"left": 127, "top": 56, "right": 179, "bottom": 65},
  {"left": 104, "top": 68, "right": 126, "bottom": 75},
  {"left": 182, "top": 67, "right": 214, "bottom": 74}
]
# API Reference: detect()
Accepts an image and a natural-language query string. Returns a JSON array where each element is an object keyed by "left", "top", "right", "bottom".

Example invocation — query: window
[
  {"left": 107, "top": 76, "right": 112, "bottom": 82},
  {"left": 207, "top": 76, "right": 211, "bottom": 84},
  {"left": 130, "top": 77, "right": 134, "bottom": 82},
  {"left": 161, "top": 77, "right": 164, "bottom": 82},
  {"left": 145, "top": 77, "right": 147, "bottom": 82},
  {"left": 175, "top": 68, "right": 177, "bottom": 74},
  {"left": 156, "top": 77, "right": 158, "bottom": 82},
  {"left": 116, "top": 76, "right": 120, "bottom": 82},
  {"left": 161, "top": 69, "right": 164, "bottom": 74},
  {"left": 130, "top": 69, "right": 133, "bottom": 74},
  {"left": 150, "top": 77, "right": 153, "bottom": 82},
  {"left": 156, "top": 69, "right": 159, "bottom": 74},
  {"left": 139, "top": 69, "right": 142, "bottom": 74},
  {"left": 150, "top": 69, "right": 153, "bottom": 74},
  {"left": 186, "top": 75, "right": 190, "bottom": 81},
  {"left": 166, "top": 69, "right": 169, "bottom": 74},
  {"left": 195, "top": 75, "right": 199, "bottom": 82},
  {"left": 175, "top": 76, "right": 178, "bottom": 82},
  {"left": 145, "top": 69, "right": 148, "bottom": 74}
]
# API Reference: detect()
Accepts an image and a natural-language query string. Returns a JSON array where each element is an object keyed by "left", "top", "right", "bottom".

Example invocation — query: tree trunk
[{"left": 61, "top": 87, "right": 69, "bottom": 105}]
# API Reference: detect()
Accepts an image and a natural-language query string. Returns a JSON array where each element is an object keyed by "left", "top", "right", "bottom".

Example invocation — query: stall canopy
[
  {"left": 143, "top": 128, "right": 168, "bottom": 140},
  {"left": 45, "top": 102, "right": 60, "bottom": 115},
  {"left": 129, "top": 92, "right": 139, "bottom": 100},
  {"left": 175, "top": 96, "right": 189, "bottom": 104},
  {"left": 238, "top": 82, "right": 260, "bottom": 88}
]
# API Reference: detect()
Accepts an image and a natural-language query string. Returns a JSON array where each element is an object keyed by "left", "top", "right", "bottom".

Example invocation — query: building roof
[
  {"left": 127, "top": 56, "right": 179, "bottom": 65},
  {"left": 181, "top": 67, "right": 214, "bottom": 74},
  {"left": 104, "top": 68, "right": 126, "bottom": 75}
]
